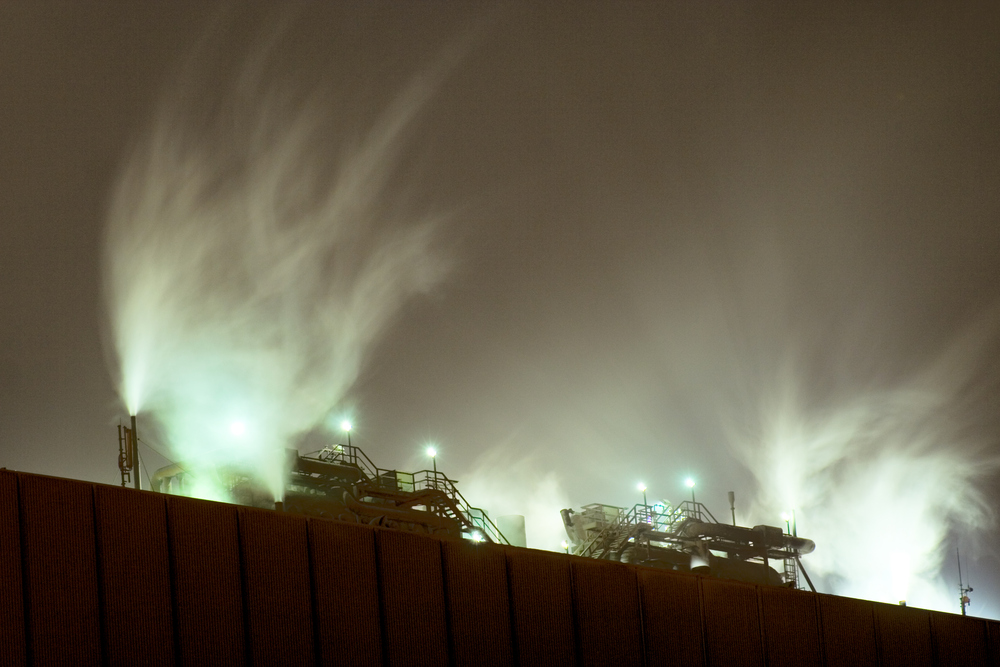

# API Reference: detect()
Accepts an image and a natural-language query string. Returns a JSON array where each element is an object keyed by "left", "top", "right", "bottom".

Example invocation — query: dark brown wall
[{"left": 1, "top": 470, "right": 998, "bottom": 666}]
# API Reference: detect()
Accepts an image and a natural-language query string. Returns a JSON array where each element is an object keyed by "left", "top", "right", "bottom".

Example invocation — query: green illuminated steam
[{"left": 103, "top": 51, "right": 450, "bottom": 502}]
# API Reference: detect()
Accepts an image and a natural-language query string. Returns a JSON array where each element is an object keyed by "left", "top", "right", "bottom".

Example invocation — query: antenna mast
[{"left": 957, "top": 547, "right": 973, "bottom": 616}]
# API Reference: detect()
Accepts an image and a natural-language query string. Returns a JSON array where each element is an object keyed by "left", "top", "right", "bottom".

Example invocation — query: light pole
[
  {"left": 427, "top": 446, "right": 437, "bottom": 475},
  {"left": 685, "top": 477, "right": 696, "bottom": 504},
  {"left": 637, "top": 482, "right": 648, "bottom": 506},
  {"left": 340, "top": 420, "right": 352, "bottom": 447},
  {"left": 781, "top": 512, "right": 791, "bottom": 535}
]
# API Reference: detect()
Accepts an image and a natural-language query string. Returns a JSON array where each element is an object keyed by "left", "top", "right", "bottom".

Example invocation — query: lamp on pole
[
  {"left": 781, "top": 512, "right": 791, "bottom": 535},
  {"left": 685, "top": 477, "right": 696, "bottom": 504},
  {"left": 637, "top": 482, "right": 648, "bottom": 506},
  {"left": 427, "top": 446, "right": 437, "bottom": 475},
  {"left": 340, "top": 420, "right": 352, "bottom": 447}
]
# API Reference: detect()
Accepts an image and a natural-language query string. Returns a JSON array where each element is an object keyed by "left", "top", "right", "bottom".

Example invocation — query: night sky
[{"left": 2, "top": 3, "right": 1000, "bottom": 616}]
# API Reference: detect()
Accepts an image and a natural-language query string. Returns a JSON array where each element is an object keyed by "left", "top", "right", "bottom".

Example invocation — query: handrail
[{"left": 304, "top": 445, "right": 509, "bottom": 545}]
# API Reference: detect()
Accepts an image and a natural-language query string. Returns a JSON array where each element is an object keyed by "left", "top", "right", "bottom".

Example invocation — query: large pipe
[
  {"left": 131, "top": 415, "right": 140, "bottom": 491},
  {"left": 679, "top": 521, "right": 815, "bottom": 554}
]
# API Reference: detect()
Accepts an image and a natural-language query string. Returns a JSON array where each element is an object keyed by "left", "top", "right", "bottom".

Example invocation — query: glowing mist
[
  {"left": 731, "top": 315, "right": 999, "bottom": 611},
  {"left": 103, "top": 46, "right": 450, "bottom": 501}
]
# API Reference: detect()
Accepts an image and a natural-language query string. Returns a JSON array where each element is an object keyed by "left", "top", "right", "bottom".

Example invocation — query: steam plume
[
  {"left": 462, "top": 445, "right": 571, "bottom": 551},
  {"left": 731, "top": 311, "right": 999, "bottom": 610},
  {"left": 103, "top": 42, "right": 450, "bottom": 500}
]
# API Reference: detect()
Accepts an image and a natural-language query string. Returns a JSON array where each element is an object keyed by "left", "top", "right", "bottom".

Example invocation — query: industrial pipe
[{"left": 679, "top": 521, "right": 815, "bottom": 554}]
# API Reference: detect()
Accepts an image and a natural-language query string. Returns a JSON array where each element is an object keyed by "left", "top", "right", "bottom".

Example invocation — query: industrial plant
[
  {"left": 120, "top": 414, "right": 824, "bottom": 591},
  {"left": 0, "top": 416, "right": 994, "bottom": 665}
]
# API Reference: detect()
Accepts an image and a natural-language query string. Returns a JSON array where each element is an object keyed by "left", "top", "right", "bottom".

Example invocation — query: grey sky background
[{"left": 2, "top": 3, "right": 999, "bottom": 614}]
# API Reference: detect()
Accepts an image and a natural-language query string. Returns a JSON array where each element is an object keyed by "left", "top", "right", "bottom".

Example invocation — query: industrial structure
[
  {"left": 114, "top": 415, "right": 509, "bottom": 545},
  {"left": 561, "top": 499, "right": 816, "bottom": 590},
  {"left": 127, "top": 416, "right": 813, "bottom": 590},
  {"left": 1, "top": 467, "right": 997, "bottom": 666}
]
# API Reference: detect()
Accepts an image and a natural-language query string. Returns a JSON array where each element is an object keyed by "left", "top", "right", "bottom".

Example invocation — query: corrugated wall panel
[
  {"left": 9, "top": 470, "right": 1000, "bottom": 666},
  {"left": 237, "top": 507, "right": 315, "bottom": 667},
  {"left": 94, "top": 485, "right": 175, "bottom": 667},
  {"left": 17, "top": 473, "right": 102, "bottom": 666},
  {"left": 442, "top": 539, "right": 514, "bottom": 667},
  {"left": 166, "top": 495, "right": 246, "bottom": 666},
  {"left": 875, "top": 602, "right": 933, "bottom": 667},
  {"left": 572, "top": 559, "right": 643, "bottom": 667},
  {"left": 506, "top": 548, "right": 577, "bottom": 667},
  {"left": 0, "top": 471, "right": 26, "bottom": 667},
  {"left": 376, "top": 529, "right": 450, "bottom": 667},
  {"left": 932, "top": 611, "right": 988, "bottom": 667},
  {"left": 817, "top": 594, "right": 878, "bottom": 667},
  {"left": 638, "top": 569, "right": 704, "bottom": 667},
  {"left": 759, "top": 586, "right": 822, "bottom": 667},
  {"left": 309, "top": 519, "right": 382, "bottom": 667},
  {"left": 989, "top": 621, "right": 1000, "bottom": 666},
  {"left": 701, "top": 578, "right": 764, "bottom": 667}
]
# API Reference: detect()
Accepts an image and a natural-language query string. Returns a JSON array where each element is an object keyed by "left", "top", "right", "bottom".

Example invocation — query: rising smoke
[
  {"left": 103, "top": 31, "right": 452, "bottom": 500},
  {"left": 727, "top": 290, "right": 1000, "bottom": 611}
]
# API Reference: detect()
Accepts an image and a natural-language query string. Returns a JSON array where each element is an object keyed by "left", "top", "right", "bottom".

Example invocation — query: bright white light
[
  {"left": 781, "top": 512, "right": 791, "bottom": 522},
  {"left": 229, "top": 421, "right": 246, "bottom": 436},
  {"left": 471, "top": 532, "right": 482, "bottom": 542},
  {"left": 340, "top": 420, "right": 352, "bottom": 433},
  {"left": 426, "top": 446, "right": 437, "bottom": 458},
  {"left": 561, "top": 540, "right": 569, "bottom": 551},
  {"left": 685, "top": 477, "right": 695, "bottom": 488},
  {"left": 637, "top": 482, "right": 647, "bottom": 492}
]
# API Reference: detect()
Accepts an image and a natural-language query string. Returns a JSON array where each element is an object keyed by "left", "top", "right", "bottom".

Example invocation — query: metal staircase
[{"left": 290, "top": 444, "right": 509, "bottom": 544}]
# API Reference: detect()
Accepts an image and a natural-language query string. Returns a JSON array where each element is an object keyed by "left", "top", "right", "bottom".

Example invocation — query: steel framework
[{"left": 562, "top": 500, "right": 815, "bottom": 589}]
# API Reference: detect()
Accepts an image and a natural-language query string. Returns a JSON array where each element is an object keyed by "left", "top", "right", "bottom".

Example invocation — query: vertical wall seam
[
  {"left": 927, "top": 613, "right": 938, "bottom": 667},
  {"left": 696, "top": 576, "right": 709, "bottom": 667},
  {"left": 91, "top": 485, "right": 109, "bottom": 667},
  {"left": 755, "top": 585, "right": 768, "bottom": 667},
  {"left": 163, "top": 498, "right": 183, "bottom": 667},
  {"left": 437, "top": 540, "right": 456, "bottom": 667},
  {"left": 235, "top": 510, "right": 254, "bottom": 667},
  {"left": 569, "top": 560, "right": 582, "bottom": 667},
  {"left": 372, "top": 529, "right": 390, "bottom": 667},
  {"left": 305, "top": 520, "right": 322, "bottom": 667},
  {"left": 503, "top": 550, "right": 520, "bottom": 667},
  {"left": 15, "top": 475, "right": 32, "bottom": 667},
  {"left": 635, "top": 570, "right": 648, "bottom": 667},
  {"left": 813, "top": 594, "right": 828, "bottom": 667},
  {"left": 872, "top": 604, "right": 884, "bottom": 667}
]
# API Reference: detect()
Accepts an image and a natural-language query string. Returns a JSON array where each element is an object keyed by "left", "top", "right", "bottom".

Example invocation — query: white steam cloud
[
  {"left": 461, "top": 446, "right": 571, "bottom": 551},
  {"left": 731, "top": 312, "right": 999, "bottom": 611},
  {"left": 103, "top": 48, "right": 450, "bottom": 500}
]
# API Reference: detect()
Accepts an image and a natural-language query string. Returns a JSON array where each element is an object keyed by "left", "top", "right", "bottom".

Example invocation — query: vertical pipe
[
  {"left": 131, "top": 414, "right": 140, "bottom": 491},
  {"left": 728, "top": 491, "right": 736, "bottom": 526},
  {"left": 117, "top": 424, "right": 126, "bottom": 487},
  {"left": 958, "top": 547, "right": 967, "bottom": 616}
]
